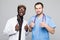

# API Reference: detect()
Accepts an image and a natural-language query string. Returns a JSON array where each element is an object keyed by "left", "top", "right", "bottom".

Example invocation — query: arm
[
  {"left": 44, "top": 23, "right": 55, "bottom": 34},
  {"left": 25, "top": 16, "right": 35, "bottom": 32},
  {"left": 40, "top": 22, "right": 55, "bottom": 34},
  {"left": 24, "top": 24, "right": 32, "bottom": 32},
  {"left": 24, "top": 21, "right": 34, "bottom": 32},
  {"left": 3, "top": 20, "right": 17, "bottom": 36}
]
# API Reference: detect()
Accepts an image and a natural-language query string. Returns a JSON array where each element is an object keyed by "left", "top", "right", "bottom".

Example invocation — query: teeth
[{"left": 21, "top": 13, "right": 22, "bottom": 14}]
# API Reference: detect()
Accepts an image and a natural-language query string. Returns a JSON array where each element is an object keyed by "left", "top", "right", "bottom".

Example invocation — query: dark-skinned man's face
[{"left": 18, "top": 7, "right": 26, "bottom": 16}]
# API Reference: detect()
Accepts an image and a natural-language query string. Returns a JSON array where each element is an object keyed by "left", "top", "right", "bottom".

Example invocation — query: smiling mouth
[{"left": 20, "top": 12, "right": 23, "bottom": 14}]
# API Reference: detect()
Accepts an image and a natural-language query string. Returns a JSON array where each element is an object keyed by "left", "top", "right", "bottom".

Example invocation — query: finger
[{"left": 40, "top": 22, "right": 43, "bottom": 26}]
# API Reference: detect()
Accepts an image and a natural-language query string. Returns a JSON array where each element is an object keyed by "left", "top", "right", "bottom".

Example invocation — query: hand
[
  {"left": 40, "top": 22, "right": 47, "bottom": 28},
  {"left": 24, "top": 24, "right": 28, "bottom": 31},
  {"left": 15, "top": 24, "right": 19, "bottom": 31},
  {"left": 29, "top": 21, "right": 35, "bottom": 29}
]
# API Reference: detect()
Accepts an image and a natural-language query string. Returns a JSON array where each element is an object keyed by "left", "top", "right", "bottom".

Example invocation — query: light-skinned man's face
[
  {"left": 35, "top": 4, "right": 43, "bottom": 15},
  {"left": 18, "top": 7, "right": 25, "bottom": 16}
]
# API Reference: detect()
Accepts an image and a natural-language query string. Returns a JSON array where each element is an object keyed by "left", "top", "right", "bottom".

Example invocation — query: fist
[
  {"left": 15, "top": 24, "right": 19, "bottom": 31},
  {"left": 24, "top": 24, "right": 28, "bottom": 31},
  {"left": 40, "top": 22, "right": 47, "bottom": 28},
  {"left": 29, "top": 21, "right": 35, "bottom": 29}
]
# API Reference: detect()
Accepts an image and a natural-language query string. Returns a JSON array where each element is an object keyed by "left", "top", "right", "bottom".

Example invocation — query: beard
[
  {"left": 17, "top": 14, "right": 23, "bottom": 24},
  {"left": 36, "top": 11, "right": 43, "bottom": 16}
]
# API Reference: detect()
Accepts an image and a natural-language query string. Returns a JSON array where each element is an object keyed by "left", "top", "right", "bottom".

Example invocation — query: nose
[{"left": 19, "top": 9, "right": 24, "bottom": 12}]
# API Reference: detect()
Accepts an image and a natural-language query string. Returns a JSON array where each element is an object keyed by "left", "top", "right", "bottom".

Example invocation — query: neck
[
  {"left": 37, "top": 13, "right": 43, "bottom": 18},
  {"left": 17, "top": 15, "right": 23, "bottom": 19}
]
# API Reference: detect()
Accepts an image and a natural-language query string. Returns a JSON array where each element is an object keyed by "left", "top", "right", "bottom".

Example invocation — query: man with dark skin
[
  {"left": 3, "top": 5, "right": 27, "bottom": 40},
  {"left": 15, "top": 5, "right": 26, "bottom": 31}
]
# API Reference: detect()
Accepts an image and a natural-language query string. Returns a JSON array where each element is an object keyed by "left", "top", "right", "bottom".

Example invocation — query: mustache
[{"left": 18, "top": 11, "right": 25, "bottom": 13}]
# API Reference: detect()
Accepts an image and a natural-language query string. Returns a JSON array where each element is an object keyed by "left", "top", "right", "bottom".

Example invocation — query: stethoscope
[
  {"left": 31, "top": 13, "right": 46, "bottom": 29},
  {"left": 34, "top": 13, "right": 46, "bottom": 23}
]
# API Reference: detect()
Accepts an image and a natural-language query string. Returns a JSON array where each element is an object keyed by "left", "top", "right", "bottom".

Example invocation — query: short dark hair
[
  {"left": 34, "top": 2, "right": 44, "bottom": 8},
  {"left": 17, "top": 5, "right": 26, "bottom": 12}
]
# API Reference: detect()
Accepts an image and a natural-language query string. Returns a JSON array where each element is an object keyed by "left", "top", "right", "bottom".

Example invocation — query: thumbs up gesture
[
  {"left": 15, "top": 24, "right": 19, "bottom": 31},
  {"left": 40, "top": 22, "right": 47, "bottom": 28},
  {"left": 24, "top": 24, "right": 28, "bottom": 31},
  {"left": 29, "top": 21, "right": 35, "bottom": 29}
]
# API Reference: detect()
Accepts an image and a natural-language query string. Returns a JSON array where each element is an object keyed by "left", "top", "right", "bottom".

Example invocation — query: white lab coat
[{"left": 3, "top": 16, "right": 27, "bottom": 40}]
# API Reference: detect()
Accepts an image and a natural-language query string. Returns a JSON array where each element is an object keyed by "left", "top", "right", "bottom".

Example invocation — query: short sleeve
[{"left": 48, "top": 18, "right": 56, "bottom": 29}]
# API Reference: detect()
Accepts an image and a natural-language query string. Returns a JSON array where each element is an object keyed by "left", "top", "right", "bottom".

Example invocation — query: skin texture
[
  {"left": 25, "top": 3, "right": 55, "bottom": 34},
  {"left": 15, "top": 5, "right": 26, "bottom": 31}
]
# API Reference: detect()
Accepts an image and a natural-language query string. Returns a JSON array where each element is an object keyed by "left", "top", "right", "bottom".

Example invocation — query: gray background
[{"left": 0, "top": 0, "right": 60, "bottom": 40}]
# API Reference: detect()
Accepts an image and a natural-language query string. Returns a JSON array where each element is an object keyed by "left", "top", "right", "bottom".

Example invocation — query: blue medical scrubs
[{"left": 28, "top": 14, "right": 56, "bottom": 40}]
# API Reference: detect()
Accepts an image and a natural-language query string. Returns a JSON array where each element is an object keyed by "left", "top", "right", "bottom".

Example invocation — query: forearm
[
  {"left": 3, "top": 29, "right": 17, "bottom": 36},
  {"left": 45, "top": 25, "right": 55, "bottom": 34}
]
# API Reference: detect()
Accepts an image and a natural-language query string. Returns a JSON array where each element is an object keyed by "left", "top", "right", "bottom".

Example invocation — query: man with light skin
[{"left": 25, "top": 2, "right": 56, "bottom": 40}]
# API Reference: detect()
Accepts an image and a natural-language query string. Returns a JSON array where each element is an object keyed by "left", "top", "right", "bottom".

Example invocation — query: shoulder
[
  {"left": 29, "top": 15, "right": 36, "bottom": 19},
  {"left": 45, "top": 14, "right": 52, "bottom": 20},
  {"left": 7, "top": 16, "right": 17, "bottom": 23}
]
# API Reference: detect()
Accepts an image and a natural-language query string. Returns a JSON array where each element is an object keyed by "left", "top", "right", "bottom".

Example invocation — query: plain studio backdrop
[{"left": 0, "top": 0, "right": 60, "bottom": 40}]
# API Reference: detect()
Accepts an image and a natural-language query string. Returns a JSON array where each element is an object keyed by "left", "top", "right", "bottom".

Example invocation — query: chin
[
  {"left": 19, "top": 13, "right": 23, "bottom": 16},
  {"left": 37, "top": 13, "right": 41, "bottom": 15},
  {"left": 18, "top": 14, "right": 23, "bottom": 16}
]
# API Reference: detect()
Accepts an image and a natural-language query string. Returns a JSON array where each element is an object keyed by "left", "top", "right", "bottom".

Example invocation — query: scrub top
[{"left": 28, "top": 14, "right": 56, "bottom": 40}]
